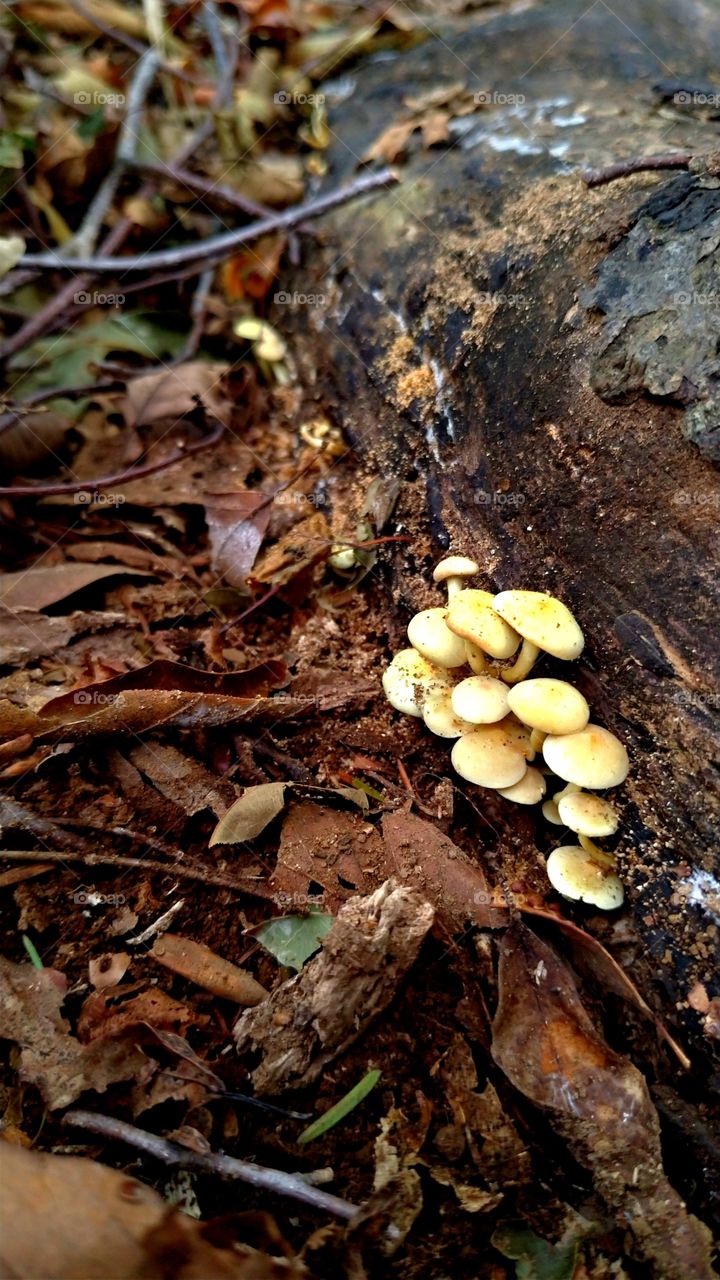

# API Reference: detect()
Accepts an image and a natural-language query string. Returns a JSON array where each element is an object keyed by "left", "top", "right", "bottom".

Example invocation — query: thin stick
[
  {"left": 20, "top": 169, "right": 399, "bottom": 273},
  {"left": 0, "top": 849, "right": 268, "bottom": 896},
  {"left": 0, "top": 414, "right": 224, "bottom": 498},
  {"left": 66, "top": 50, "right": 160, "bottom": 259},
  {"left": 134, "top": 157, "right": 271, "bottom": 217},
  {"left": 63, "top": 1110, "right": 359, "bottom": 1220},
  {"left": 582, "top": 152, "right": 691, "bottom": 188},
  {"left": 66, "top": 0, "right": 202, "bottom": 84}
]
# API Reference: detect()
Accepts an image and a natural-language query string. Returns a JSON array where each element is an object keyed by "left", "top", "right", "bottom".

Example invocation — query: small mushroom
[
  {"left": 451, "top": 726, "right": 527, "bottom": 789},
  {"left": 451, "top": 675, "right": 510, "bottom": 724},
  {"left": 492, "top": 591, "right": 584, "bottom": 683},
  {"left": 543, "top": 724, "right": 629, "bottom": 789},
  {"left": 507, "top": 678, "right": 590, "bottom": 735},
  {"left": 382, "top": 648, "right": 451, "bottom": 717},
  {"left": 546, "top": 844, "right": 624, "bottom": 909},
  {"left": 328, "top": 544, "right": 356, "bottom": 572},
  {"left": 542, "top": 799, "right": 563, "bottom": 824},
  {"left": 497, "top": 766, "right": 547, "bottom": 805},
  {"left": 557, "top": 791, "right": 619, "bottom": 837},
  {"left": 432, "top": 555, "right": 480, "bottom": 600},
  {"left": 408, "top": 607, "right": 467, "bottom": 668},
  {"left": 446, "top": 589, "right": 520, "bottom": 659},
  {"left": 423, "top": 688, "right": 476, "bottom": 738}
]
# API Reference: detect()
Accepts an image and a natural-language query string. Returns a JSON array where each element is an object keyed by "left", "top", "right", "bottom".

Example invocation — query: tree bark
[{"left": 282, "top": 0, "right": 720, "bottom": 1056}]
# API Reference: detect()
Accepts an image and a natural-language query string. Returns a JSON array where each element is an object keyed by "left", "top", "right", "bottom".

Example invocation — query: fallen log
[{"left": 280, "top": 0, "right": 720, "bottom": 1060}]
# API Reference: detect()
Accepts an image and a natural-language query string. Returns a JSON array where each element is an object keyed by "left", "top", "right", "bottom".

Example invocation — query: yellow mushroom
[
  {"left": 382, "top": 648, "right": 451, "bottom": 718},
  {"left": 543, "top": 724, "right": 629, "bottom": 789},
  {"left": 492, "top": 591, "right": 584, "bottom": 683},
  {"left": 451, "top": 726, "right": 527, "bottom": 789}
]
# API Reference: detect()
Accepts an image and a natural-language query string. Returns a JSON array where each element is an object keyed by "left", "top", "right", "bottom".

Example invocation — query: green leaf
[
  {"left": 492, "top": 1223, "right": 579, "bottom": 1280},
  {"left": 76, "top": 108, "right": 107, "bottom": 143},
  {"left": 298, "top": 1069, "right": 381, "bottom": 1145},
  {"left": 0, "top": 131, "right": 32, "bottom": 169},
  {"left": 252, "top": 910, "right": 333, "bottom": 971},
  {"left": 22, "top": 935, "right": 44, "bottom": 969},
  {"left": 8, "top": 313, "right": 185, "bottom": 398}
]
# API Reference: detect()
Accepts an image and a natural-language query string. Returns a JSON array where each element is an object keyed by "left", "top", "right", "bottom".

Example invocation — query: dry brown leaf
[
  {"left": 123, "top": 362, "right": 232, "bottom": 429},
  {"left": 382, "top": 810, "right": 507, "bottom": 929},
  {"left": 248, "top": 511, "right": 330, "bottom": 588},
  {"left": 0, "top": 956, "right": 147, "bottom": 1109},
  {"left": 0, "top": 1143, "right": 307, "bottom": 1279},
  {"left": 234, "top": 879, "right": 434, "bottom": 1095},
  {"left": 151, "top": 933, "right": 268, "bottom": 1005},
  {"left": 204, "top": 490, "right": 273, "bottom": 589},
  {"left": 0, "top": 564, "right": 152, "bottom": 611},
  {"left": 128, "top": 741, "right": 238, "bottom": 818},
  {"left": 76, "top": 987, "right": 199, "bottom": 1043},
  {"left": 270, "top": 802, "right": 382, "bottom": 911},
  {"left": 491, "top": 923, "right": 714, "bottom": 1280}
]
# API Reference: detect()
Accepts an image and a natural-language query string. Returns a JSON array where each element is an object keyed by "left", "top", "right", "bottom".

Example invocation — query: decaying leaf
[
  {"left": 269, "top": 802, "right": 381, "bottom": 910},
  {"left": 250, "top": 910, "right": 334, "bottom": 971},
  {"left": 204, "top": 490, "right": 273, "bottom": 589},
  {"left": 151, "top": 933, "right": 268, "bottom": 1005},
  {"left": 123, "top": 361, "right": 232, "bottom": 429},
  {"left": 210, "top": 782, "right": 368, "bottom": 847},
  {"left": 0, "top": 956, "right": 147, "bottom": 1109},
  {"left": 234, "top": 879, "right": 434, "bottom": 1095},
  {"left": 248, "top": 511, "right": 330, "bottom": 588},
  {"left": 491, "top": 923, "right": 715, "bottom": 1280},
  {"left": 382, "top": 810, "right": 507, "bottom": 929}
]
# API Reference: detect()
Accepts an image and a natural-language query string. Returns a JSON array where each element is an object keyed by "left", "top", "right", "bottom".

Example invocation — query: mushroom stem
[
  {"left": 465, "top": 641, "right": 489, "bottom": 674},
  {"left": 578, "top": 833, "right": 617, "bottom": 868},
  {"left": 529, "top": 728, "right": 546, "bottom": 754},
  {"left": 445, "top": 576, "right": 465, "bottom": 601},
  {"left": 553, "top": 782, "right": 581, "bottom": 803},
  {"left": 501, "top": 639, "right": 540, "bottom": 684}
]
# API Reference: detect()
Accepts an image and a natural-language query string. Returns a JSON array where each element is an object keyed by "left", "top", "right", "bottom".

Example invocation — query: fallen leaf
[
  {"left": 0, "top": 1142, "right": 306, "bottom": 1278},
  {"left": 128, "top": 742, "right": 238, "bottom": 818},
  {"left": 250, "top": 910, "right": 334, "bottom": 971},
  {"left": 269, "top": 802, "right": 381, "bottom": 910},
  {"left": 210, "top": 780, "right": 287, "bottom": 843},
  {"left": 76, "top": 987, "right": 199, "bottom": 1043},
  {"left": 0, "top": 564, "right": 152, "bottom": 611},
  {"left": 249, "top": 510, "right": 330, "bottom": 589},
  {"left": 204, "top": 490, "right": 273, "bottom": 589},
  {"left": 491, "top": 923, "right": 715, "bottom": 1279},
  {"left": 151, "top": 934, "right": 268, "bottom": 1005},
  {"left": 0, "top": 956, "right": 147, "bottom": 1109},
  {"left": 362, "top": 119, "right": 417, "bottom": 163},
  {"left": 123, "top": 361, "right": 232, "bottom": 429},
  {"left": 234, "top": 879, "right": 434, "bottom": 1095},
  {"left": 382, "top": 810, "right": 507, "bottom": 930}
]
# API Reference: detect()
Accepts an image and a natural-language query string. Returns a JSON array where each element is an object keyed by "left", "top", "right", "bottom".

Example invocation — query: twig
[
  {"left": 0, "top": 849, "right": 269, "bottom": 895},
  {"left": 65, "top": 50, "right": 160, "bottom": 259},
  {"left": 63, "top": 1110, "right": 359, "bottom": 1220},
  {"left": 20, "top": 169, "right": 400, "bottom": 273},
  {"left": 172, "top": 263, "right": 215, "bottom": 362},
  {"left": 582, "top": 152, "right": 691, "bottom": 187},
  {"left": 0, "top": 24, "right": 239, "bottom": 363},
  {"left": 66, "top": 0, "right": 202, "bottom": 84},
  {"left": 134, "top": 157, "right": 271, "bottom": 217},
  {"left": 0, "top": 413, "right": 224, "bottom": 498}
]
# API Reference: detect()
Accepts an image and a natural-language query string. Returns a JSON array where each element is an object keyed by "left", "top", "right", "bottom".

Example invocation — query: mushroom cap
[
  {"left": 423, "top": 688, "right": 475, "bottom": 738},
  {"left": 498, "top": 766, "right": 547, "bottom": 805},
  {"left": 451, "top": 675, "right": 510, "bottom": 725},
  {"left": 492, "top": 590, "right": 584, "bottom": 660},
  {"left": 543, "top": 724, "right": 629, "bottom": 789},
  {"left": 557, "top": 791, "right": 619, "bottom": 837},
  {"left": 546, "top": 845, "right": 624, "bottom": 909},
  {"left": 507, "top": 678, "right": 589, "bottom": 736},
  {"left": 382, "top": 648, "right": 450, "bottom": 717},
  {"left": 446, "top": 589, "right": 520, "bottom": 659},
  {"left": 542, "top": 799, "right": 563, "bottom": 825},
  {"left": 408, "top": 607, "right": 467, "bottom": 668},
  {"left": 498, "top": 714, "right": 536, "bottom": 761},
  {"left": 451, "top": 727, "right": 527, "bottom": 789},
  {"left": 432, "top": 555, "right": 480, "bottom": 583}
]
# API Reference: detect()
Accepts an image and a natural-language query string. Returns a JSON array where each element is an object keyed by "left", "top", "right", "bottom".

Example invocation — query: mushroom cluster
[{"left": 382, "top": 558, "right": 629, "bottom": 911}]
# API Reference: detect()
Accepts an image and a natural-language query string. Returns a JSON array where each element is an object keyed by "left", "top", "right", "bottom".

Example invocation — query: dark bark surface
[{"left": 281, "top": 0, "right": 720, "bottom": 1058}]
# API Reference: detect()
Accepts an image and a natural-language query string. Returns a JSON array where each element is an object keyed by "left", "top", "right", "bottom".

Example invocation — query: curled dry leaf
[
  {"left": 151, "top": 933, "right": 268, "bottom": 1005},
  {"left": 123, "top": 361, "right": 232, "bottom": 429},
  {"left": 0, "top": 956, "right": 147, "bottom": 1110},
  {"left": 76, "top": 987, "right": 199, "bottom": 1043},
  {"left": 490, "top": 923, "right": 715, "bottom": 1280},
  {"left": 234, "top": 879, "right": 434, "bottom": 1095}
]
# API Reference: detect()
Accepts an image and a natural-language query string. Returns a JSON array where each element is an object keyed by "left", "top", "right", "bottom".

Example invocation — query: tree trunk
[{"left": 282, "top": 0, "right": 720, "bottom": 1057}]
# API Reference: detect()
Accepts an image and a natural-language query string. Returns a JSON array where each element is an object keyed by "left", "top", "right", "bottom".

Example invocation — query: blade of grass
[
  {"left": 22, "top": 935, "right": 44, "bottom": 968},
  {"left": 297, "top": 1069, "right": 381, "bottom": 1146}
]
